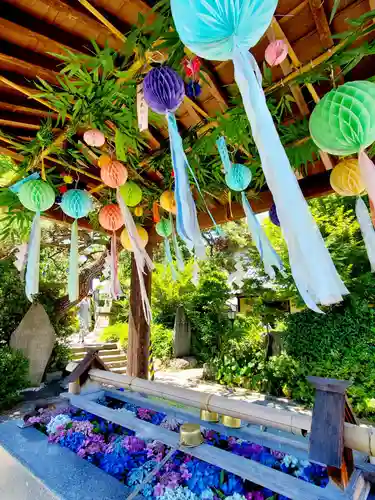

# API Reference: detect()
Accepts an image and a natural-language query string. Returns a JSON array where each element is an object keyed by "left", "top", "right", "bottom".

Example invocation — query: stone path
[{"left": 155, "top": 368, "right": 311, "bottom": 415}]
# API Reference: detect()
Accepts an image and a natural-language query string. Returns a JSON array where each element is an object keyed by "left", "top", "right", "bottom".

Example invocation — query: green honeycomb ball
[
  {"left": 18, "top": 180, "right": 55, "bottom": 212},
  {"left": 156, "top": 218, "right": 172, "bottom": 238},
  {"left": 119, "top": 182, "right": 142, "bottom": 207},
  {"left": 309, "top": 81, "right": 375, "bottom": 156}
]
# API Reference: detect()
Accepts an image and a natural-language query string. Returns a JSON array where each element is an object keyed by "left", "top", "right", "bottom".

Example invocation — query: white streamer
[
  {"left": 356, "top": 197, "right": 375, "bottom": 272},
  {"left": 117, "top": 189, "right": 154, "bottom": 324},
  {"left": 233, "top": 48, "right": 348, "bottom": 310}
]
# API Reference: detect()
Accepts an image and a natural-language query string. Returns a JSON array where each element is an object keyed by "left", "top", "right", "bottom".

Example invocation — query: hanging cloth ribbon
[
  {"left": 356, "top": 197, "right": 375, "bottom": 272},
  {"left": 232, "top": 49, "right": 348, "bottom": 311},
  {"left": 25, "top": 211, "right": 41, "bottom": 301},
  {"left": 164, "top": 237, "right": 177, "bottom": 281},
  {"left": 110, "top": 232, "right": 122, "bottom": 299},
  {"left": 117, "top": 190, "right": 154, "bottom": 324},
  {"left": 217, "top": 136, "right": 283, "bottom": 279},
  {"left": 359, "top": 149, "right": 375, "bottom": 206},
  {"left": 68, "top": 219, "right": 79, "bottom": 302},
  {"left": 241, "top": 192, "right": 284, "bottom": 279},
  {"left": 167, "top": 113, "right": 206, "bottom": 259},
  {"left": 170, "top": 213, "right": 184, "bottom": 272}
]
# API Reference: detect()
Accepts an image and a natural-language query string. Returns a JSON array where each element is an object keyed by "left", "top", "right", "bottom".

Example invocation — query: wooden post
[
  {"left": 127, "top": 242, "right": 153, "bottom": 379},
  {"left": 308, "top": 377, "right": 351, "bottom": 468}
]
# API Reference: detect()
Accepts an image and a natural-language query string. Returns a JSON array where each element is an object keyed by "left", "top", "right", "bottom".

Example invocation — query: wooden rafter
[
  {"left": 0, "top": 17, "right": 80, "bottom": 60},
  {"left": 2, "top": 0, "right": 123, "bottom": 51},
  {"left": 308, "top": 0, "right": 334, "bottom": 49},
  {"left": 0, "top": 102, "right": 58, "bottom": 120},
  {"left": 0, "top": 53, "right": 58, "bottom": 85}
]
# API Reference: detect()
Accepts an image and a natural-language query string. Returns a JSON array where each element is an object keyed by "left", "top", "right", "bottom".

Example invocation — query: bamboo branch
[{"left": 264, "top": 39, "right": 347, "bottom": 94}]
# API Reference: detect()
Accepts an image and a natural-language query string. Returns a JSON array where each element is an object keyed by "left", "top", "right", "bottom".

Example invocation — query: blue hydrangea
[{"left": 59, "top": 431, "right": 85, "bottom": 453}]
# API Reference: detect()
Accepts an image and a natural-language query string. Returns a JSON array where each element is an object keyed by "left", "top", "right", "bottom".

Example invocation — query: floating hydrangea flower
[
  {"left": 160, "top": 417, "right": 182, "bottom": 432},
  {"left": 46, "top": 414, "right": 72, "bottom": 435},
  {"left": 157, "top": 486, "right": 199, "bottom": 499}
]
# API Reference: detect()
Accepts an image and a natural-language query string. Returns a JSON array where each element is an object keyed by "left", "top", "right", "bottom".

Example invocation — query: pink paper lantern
[
  {"left": 265, "top": 40, "right": 288, "bottom": 67},
  {"left": 83, "top": 129, "right": 106, "bottom": 147}
]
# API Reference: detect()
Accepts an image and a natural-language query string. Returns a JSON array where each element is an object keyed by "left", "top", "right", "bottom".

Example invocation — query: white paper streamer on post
[
  {"left": 356, "top": 197, "right": 375, "bottom": 272},
  {"left": 137, "top": 83, "right": 149, "bottom": 132},
  {"left": 117, "top": 190, "right": 154, "bottom": 324}
]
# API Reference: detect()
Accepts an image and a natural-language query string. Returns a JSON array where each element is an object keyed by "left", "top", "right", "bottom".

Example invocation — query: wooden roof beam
[
  {"left": 0, "top": 53, "right": 58, "bottom": 85},
  {"left": 0, "top": 17, "right": 80, "bottom": 61},
  {"left": 308, "top": 0, "right": 334, "bottom": 49},
  {"left": 0, "top": 118, "right": 59, "bottom": 131},
  {"left": 2, "top": 0, "right": 123, "bottom": 52},
  {"left": 87, "top": 0, "right": 154, "bottom": 27},
  {"left": 0, "top": 102, "right": 58, "bottom": 120}
]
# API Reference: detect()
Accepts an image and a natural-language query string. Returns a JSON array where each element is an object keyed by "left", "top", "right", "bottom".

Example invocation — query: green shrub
[
  {"left": 0, "top": 260, "right": 29, "bottom": 345},
  {"left": 46, "top": 343, "right": 72, "bottom": 373},
  {"left": 0, "top": 347, "right": 29, "bottom": 409},
  {"left": 214, "top": 296, "right": 375, "bottom": 419},
  {"left": 185, "top": 265, "right": 231, "bottom": 362},
  {"left": 99, "top": 322, "right": 173, "bottom": 361},
  {"left": 151, "top": 324, "right": 173, "bottom": 360},
  {"left": 100, "top": 323, "right": 128, "bottom": 347}
]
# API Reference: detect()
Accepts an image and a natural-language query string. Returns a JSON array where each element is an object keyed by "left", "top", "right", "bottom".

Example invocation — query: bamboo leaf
[
  {"left": 330, "top": 0, "right": 341, "bottom": 24},
  {"left": 115, "top": 129, "right": 127, "bottom": 162}
]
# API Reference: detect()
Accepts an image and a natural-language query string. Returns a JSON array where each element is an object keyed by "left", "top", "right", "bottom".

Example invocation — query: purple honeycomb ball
[{"left": 143, "top": 66, "right": 185, "bottom": 114}]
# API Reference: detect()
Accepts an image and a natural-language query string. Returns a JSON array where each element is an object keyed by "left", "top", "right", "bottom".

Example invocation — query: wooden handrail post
[{"left": 308, "top": 376, "right": 354, "bottom": 488}]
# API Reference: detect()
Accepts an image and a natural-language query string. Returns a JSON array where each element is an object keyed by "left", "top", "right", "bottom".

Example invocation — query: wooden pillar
[
  {"left": 308, "top": 376, "right": 355, "bottom": 489},
  {"left": 127, "top": 242, "right": 153, "bottom": 379}
]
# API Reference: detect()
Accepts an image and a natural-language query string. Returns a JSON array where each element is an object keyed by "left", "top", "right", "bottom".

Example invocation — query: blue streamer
[
  {"left": 164, "top": 238, "right": 177, "bottom": 281},
  {"left": 170, "top": 214, "right": 184, "bottom": 272},
  {"left": 241, "top": 192, "right": 283, "bottom": 279},
  {"left": 184, "top": 159, "right": 223, "bottom": 236},
  {"left": 216, "top": 137, "right": 232, "bottom": 174},
  {"left": 25, "top": 211, "right": 41, "bottom": 301},
  {"left": 233, "top": 48, "right": 348, "bottom": 310},
  {"left": 68, "top": 219, "right": 79, "bottom": 302},
  {"left": 167, "top": 113, "right": 205, "bottom": 258}
]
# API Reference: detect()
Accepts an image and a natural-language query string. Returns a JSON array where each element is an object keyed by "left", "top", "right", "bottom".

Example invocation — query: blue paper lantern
[
  {"left": 225, "top": 164, "right": 252, "bottom": 192},
  {"left": 171, "top": 0, "right": 348, "bottom": 313},
  {"left": 60, "top": 189, "right": 93, "bottom": 219},
  {"left": 60, "top": 189, "right": 93, "bottom": 303},
  {"left": 171, "top": 0, "right": 277, "bottom": 61}
]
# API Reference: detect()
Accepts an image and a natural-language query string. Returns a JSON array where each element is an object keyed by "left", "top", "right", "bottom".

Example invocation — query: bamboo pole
[
  {"left": 89, "top": 369, "right": 375, "bottom": 455},
  {"left": 0, "top": 76, "right": 60, "bottom": 113}
]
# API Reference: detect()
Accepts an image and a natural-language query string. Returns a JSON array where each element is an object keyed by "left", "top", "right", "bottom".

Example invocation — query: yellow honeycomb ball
[
  {"left": 330, "top": 159, "right": 365, "bottom": 197},
  {"left": 120, "top": 225, "right": 148, "bottom": 251},
  {"left": 160, "top": 190, "right": 176, "bottom": 214},
  {"left": 134, "top": 206, "right": 143, "bottom": 217},
  {"left": 98, "top": 154, "right": 112, "bottom": 169}
]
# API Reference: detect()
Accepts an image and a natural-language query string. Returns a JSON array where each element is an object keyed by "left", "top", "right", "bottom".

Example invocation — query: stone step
[
  {"left": 111, "top": 366, "right": 127, "bottom": 374},
  {"left": 72, "top": 349, "right": 122, "bottom": 360},
  {"left": 70, "top": 343, "right": 118, "bottom": 354},
  {"left": 105, "top": 359, "right": 127, "bottom": 369}
]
